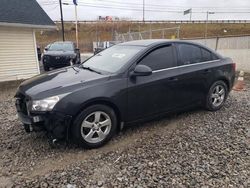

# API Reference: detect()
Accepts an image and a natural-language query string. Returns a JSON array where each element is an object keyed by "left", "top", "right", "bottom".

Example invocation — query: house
[{"left": 0, "top": 0, "right": 56, "bottom": 82}]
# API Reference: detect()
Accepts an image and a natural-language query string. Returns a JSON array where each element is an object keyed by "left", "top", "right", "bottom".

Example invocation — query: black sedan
[
  {"left": 42, "top": 41, "right": 81, "bottom": 71},
  {"left": 15, "top": 40, "right": 235, "bottom": 148}
]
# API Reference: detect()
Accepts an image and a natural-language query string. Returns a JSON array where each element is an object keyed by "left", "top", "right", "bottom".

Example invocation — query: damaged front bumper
[
  {"left": 17, "top": 111, "right": 72, "bottom": 140},
  {"left": 15, "top": 92, "right": 72, "bottom": 140}
]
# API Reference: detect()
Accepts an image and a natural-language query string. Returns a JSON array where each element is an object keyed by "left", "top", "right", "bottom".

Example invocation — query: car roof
[
  {"left": 117, "top": 39, "right": 204, "bottom": 47},
  {"left": 117, "top": 39, "right": 221, "bottom": 58},
  {"left": 117, "top": 39, "right": 171, "bottom": 47}
]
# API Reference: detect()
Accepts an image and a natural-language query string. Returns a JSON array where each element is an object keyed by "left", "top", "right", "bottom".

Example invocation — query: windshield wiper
[
  {"left": 72, "top": 66, "right": 80, "bottom": 73},
  {"left": 80, "top": 65, "right": 102, "bottom": 74}
]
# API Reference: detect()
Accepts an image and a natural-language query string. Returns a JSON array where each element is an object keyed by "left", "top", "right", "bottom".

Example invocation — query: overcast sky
[{"left": 37, "top": 0, "right": 250, "bottom": 21}]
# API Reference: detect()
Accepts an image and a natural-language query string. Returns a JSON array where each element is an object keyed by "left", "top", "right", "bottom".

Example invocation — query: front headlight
[
  {"left": 31, "top": 96, "right": 60, "bottom": 112},
  {"left": 42, "top": 55, "right": 49, "bottom": 62}
]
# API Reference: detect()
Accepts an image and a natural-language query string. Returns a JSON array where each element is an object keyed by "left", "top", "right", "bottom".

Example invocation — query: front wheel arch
[
  {"left": 71, "top": 104, "right": 118, "bottom": 148},
  {"left": 73, "top": 99, "right": 122, "bottom": 131}
]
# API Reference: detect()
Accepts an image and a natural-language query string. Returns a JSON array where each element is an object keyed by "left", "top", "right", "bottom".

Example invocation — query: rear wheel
[
  {"left": 72, "top": 105, "right": 117, "bottom": 149},
  {"left": 205, "top": 80, "right": 228, "bottom": 111}
]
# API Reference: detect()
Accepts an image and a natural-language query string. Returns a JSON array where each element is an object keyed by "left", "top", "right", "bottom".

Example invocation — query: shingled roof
[{"left": 0, "top": 0, "right": 56, "bottom": 29}]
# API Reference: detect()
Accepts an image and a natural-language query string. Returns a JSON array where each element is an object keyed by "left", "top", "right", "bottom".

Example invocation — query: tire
[
  {"left": 72, "top": 105, "right": 117, "bottom": 149},
  {"left": 44, "top": 65, "right": 49, "bottom": 71},
  {"left": 70, "top": 59, "right": 74, "bottom": 66},
  {"left": 77, "top": 56, "right": 81, "bottom": 64},
  {"left": 205, "top": 80, "right": 228, "bottom": 111}
]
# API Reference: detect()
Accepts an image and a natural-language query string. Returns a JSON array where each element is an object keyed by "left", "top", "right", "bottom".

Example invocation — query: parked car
[
  {"left": 37, "top": 46, "right": 41, "bottom": 61},
  {"left": 93, "top": 41, "right": 120, "bottom": 54},
  {"left": 15, "top": 40, "right": 235, "bottom": 149},
  {"left": 43, "top": 43, "right": 51, "bottom": 53},
  {"left": 42, "top": 41, "right": 81, "bottom": 71}
]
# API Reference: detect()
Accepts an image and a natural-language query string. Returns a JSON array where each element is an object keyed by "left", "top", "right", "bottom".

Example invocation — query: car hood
[
  {"left": 18, "top": 67, "right": 110, "bottom": 99},
  {"left": 44, "top": 51, "right": 75, "bottom": 56}
]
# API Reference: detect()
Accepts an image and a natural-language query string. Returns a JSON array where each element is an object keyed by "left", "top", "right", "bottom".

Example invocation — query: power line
[
  {"left": 62, "top": 2, "right": 183, "bottom": 13},
  {"left": 41, "top": 0, "right": 250, "bottom": 12},
  {"left": 39, "top": 0, "right": 58, "bottom": 6},
  {"left": 39, "top": 0, "right": 250, "bottom": 16},
  {"left": 40, "top": 2, "right": 58, "bottom": 6},
  {"left": 39, "top": 0, "right": 250, "bottom": 13},
  {"left": 62, "top": 0, "right": 250, "bottom": 11},
  {"left": 59, "top": 1, "right": 250, "bottom": 14},
  {"left": 78, "top": 0, "right": 250, "bottom": 10},
  {"left": 47, "top": 4, "right": 59, "bottom": 12},
  {"left": 62, "top": 1, "right": 182, "bottom": 12}
]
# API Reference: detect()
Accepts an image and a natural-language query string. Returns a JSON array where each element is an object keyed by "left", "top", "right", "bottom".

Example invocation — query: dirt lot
[{"left": 0, "top": 79, "right": 249, "bottom": 187}]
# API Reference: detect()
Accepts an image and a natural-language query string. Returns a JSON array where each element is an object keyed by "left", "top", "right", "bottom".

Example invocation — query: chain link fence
[{"left": 115, "top": 26, "right": 181, "bottom": 42}]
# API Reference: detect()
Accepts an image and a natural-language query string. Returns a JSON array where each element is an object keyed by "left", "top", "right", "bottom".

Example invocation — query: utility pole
[
  {"left": 143, "top": 0, "right": 145, "bottom": 22},
  {"left": 149, "top": 22, "right": 152, "bottom": 39},
  {"left": 74, "top": 3, "right": 79, "bottom": 47},
  {"left": 59, "top": 0, "right": 65, "bottom": 41},
  {"left": 205, "top": 11, "right": 209, "bottom": 39},
  {"left": 205, "top": 11, "right": 215, "bottom": 40}
]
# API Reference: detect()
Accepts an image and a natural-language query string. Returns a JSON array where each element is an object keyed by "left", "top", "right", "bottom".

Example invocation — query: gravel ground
[{"left": 0, "top": 79, "right": 249, "bottom": 188}]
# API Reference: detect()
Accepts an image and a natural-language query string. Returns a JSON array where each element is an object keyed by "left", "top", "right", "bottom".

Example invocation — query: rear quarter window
[{"left": 201, "top": 48, "right": 219, "bottom": 61}]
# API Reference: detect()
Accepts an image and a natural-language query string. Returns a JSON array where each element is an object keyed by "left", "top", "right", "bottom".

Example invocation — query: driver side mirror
[
  {"left": 131, "top": 64, "right": 152, "bottom": 77},
  {"left": 44, "top": 47, "right": 49, "bottom": 51}
]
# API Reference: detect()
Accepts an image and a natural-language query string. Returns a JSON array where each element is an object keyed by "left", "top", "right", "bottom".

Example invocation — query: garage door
[{"left": 0, "top": 26, "right": 39, "bottom": 82}]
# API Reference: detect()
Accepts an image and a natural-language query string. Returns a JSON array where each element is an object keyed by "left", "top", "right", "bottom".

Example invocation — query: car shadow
[{"left": 38, "top": 106, "right": 205, "bottom": 150}]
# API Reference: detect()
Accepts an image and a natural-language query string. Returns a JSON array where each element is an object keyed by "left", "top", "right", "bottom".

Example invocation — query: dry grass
[{"left": 36, "top": 22, "right": 250, "bottom": 52}]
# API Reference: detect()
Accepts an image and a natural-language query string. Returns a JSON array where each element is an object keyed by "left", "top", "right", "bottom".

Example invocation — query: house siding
[{"left": 0, "top": 26, "right": 39, "bottom": 82}]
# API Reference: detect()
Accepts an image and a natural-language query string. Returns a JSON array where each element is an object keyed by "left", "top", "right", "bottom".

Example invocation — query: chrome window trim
[{"left": 152, "top": 59, "right": 220, "bottom": 73}]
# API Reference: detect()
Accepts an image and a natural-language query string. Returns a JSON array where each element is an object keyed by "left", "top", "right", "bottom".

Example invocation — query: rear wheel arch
[
  {"left": 212, "top": 77, "right": 230, "bottom": 91},
  {"left": 205, "top": 80, "right": 228, "bottom": 111},
  {"left": 220, "top": 78, "right": 230, "bottom": 91},
  {"left": 207, "top": 78, "right": 230, "bottom": 97}
]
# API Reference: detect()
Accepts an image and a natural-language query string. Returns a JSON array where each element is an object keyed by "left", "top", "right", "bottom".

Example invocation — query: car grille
[
  {"left": 50, "top": 56, "right": 70, "bottom": 64},
  {"left": 15, "top": 92, "right": 29, "bottom": 115}
]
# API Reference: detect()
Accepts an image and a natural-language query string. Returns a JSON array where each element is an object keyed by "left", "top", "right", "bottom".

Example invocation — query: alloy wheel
[
  {"left": 211, "top": 85, "right": 225, "bottom": 107},
  {"left": 80, "top": 111, "right": 112, "bottom": 143}
]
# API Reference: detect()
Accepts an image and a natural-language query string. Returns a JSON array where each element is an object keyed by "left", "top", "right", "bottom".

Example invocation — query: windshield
[
  {"left": 49, "top": 43, "right": 74, "bottom": 51},
  {"left": 83, "top": 45, "right": 144, "bottom": 73}
]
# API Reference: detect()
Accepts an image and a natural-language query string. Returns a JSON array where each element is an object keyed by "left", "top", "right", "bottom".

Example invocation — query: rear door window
[
  {"left": 139, "top": 45, "right": 177, "bottom": 71},
  {"left": 177, "top": 44, "right": 202, "bottom": 65}
]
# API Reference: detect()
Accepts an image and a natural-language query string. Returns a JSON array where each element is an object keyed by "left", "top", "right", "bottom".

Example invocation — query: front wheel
[
  {"left": 72, "top": 105, "right": 117, "bottom": 149},
  {"left": 205, "top": 80, "right": 228, "bottom": 111},
  {"left": 77, "top": 57, "right": 81, "bottom": 64},
  {"left": 44, "top": 65, "right": 49, "bottom": 71}
]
